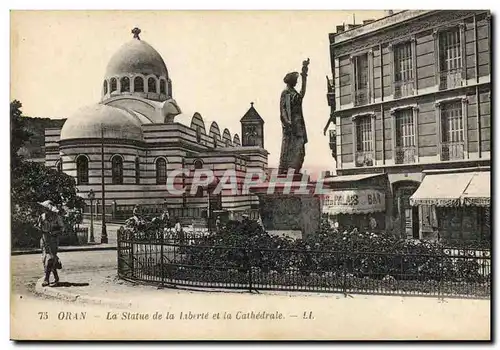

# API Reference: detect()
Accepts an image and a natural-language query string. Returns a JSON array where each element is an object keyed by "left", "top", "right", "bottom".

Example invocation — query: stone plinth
[{"left": 249, "top": 174, "right": 321, "bottom": 240}]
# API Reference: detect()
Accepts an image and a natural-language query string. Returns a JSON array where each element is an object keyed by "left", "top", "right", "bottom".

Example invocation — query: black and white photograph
[{"left": 8, "top": 8, "right": 491, "bottom": 341}]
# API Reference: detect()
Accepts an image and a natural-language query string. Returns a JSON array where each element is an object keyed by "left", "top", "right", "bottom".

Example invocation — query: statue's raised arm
[{"left": 300, "top": 58, "right": 310, "bottom": 98}]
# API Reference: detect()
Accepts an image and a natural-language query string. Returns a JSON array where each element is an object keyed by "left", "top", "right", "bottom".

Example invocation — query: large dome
[
  {"left": 105, "top": 39, "right": 169, "bottom": 79},
  {"left": 60, "top": 104, "right": 144, "bottom": 141}
]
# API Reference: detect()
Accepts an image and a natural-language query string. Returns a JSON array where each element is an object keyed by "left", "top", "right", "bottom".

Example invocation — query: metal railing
[
  {"left": 395, "top": 146, "right": 417, "bottom": 164},
  {"left": 394, "top": 80, "right": 415, "bottom": 99},
  {"left": 117, "top": 228, "right": 490, "bottom": 298},
  {"left": 355, "top": 151, "right": 374, "bottom": 167},
  {"left": 441, "top": 141, "right": 465, "bottom": 161},
  {"left": 354, "top": 88, "right": 369, "bottom": 106},
  {"left": 439, "top": 68, "right": 464, "bottom": 90}
]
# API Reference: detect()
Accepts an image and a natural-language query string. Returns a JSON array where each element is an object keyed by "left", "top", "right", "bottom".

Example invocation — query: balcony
[
  {"left": 394, "top": 80, "right": 415, "bottom": 99},
  {"left": 355, "top": 151, "right": 374, "bottom": 167},
  {"left": 326, "top": 76, "right": 335, "bottom": 107},
  {"left": 440, "top": 141, "right": 465, "bottom": 161},
  {"left": 329, "top": 130, "right": 337, "bottom": 159},
  {"left": 395, "top": 146, "right": 417, "bottom": 164},
  {"left": 439, "top": 68, "right": 464, "bottom": 90},
  {"left": 354, "top": 88, "right": 369, "bottom": 106}
]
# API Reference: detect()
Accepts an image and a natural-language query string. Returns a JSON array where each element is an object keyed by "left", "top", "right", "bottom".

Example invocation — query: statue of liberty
[{"left": 278, "top": 58, "right": 310, "bottom": 175}]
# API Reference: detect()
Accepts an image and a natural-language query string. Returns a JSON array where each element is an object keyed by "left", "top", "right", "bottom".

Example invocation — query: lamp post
[
  {"left": 100, "top": 124, "right": 108, "bottom": 244},
  {"left": 87, "top": 189, "right": 95, "bottom": 243}
]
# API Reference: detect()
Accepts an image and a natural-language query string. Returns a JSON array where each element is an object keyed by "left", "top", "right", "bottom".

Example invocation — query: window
[
  {"left": 111, "top": 155, "right": 123, "bottom": 185},
  {"left": 134, "top": 77, "right": 144, "bottom": 92},
  {"left": 76, "top": 156, "right": 89, "bottom": 185},
  {"left": 56, "top": 160, "right": 62, "bottom": 173},
  {"left": 148, "top": 78, "right": 157, "bottom": 93},
  {"left": 196, "top": 126, "right": 201, "bottom": 143},
  {"left": 160, "top": 79, "right": 166, "bottom": 94},
  {"left": 436, "top": 27, "right": 464, "bottom": 89},
  {"left": 103, "top": 80, "right": 108, "bottom": 95},
  {"left": 213, "top": 136, "right": 218, "bottom": 148},
  {"left": 353, "top": 54, "right": 369, "bottom": 106},
  {"left": 440, "top": 101, "right": 464, "bottom": 160},
  {"left": 354, "top": 115, "right": 374, "bottom": 167},
  {"left": 394, "top": 109, "right": 416, "bottom": 164},
  {"left": 156, "top": 158, "right": 167, "bottom": 185},
  {"left": 195, "top": 187, "right": 204, "bottom": 198},
  {"left": 135, "top": 157, "right": 140, "bottom": 184},
  {"left": 110, "top": 78, "right": 118, "bottom": 92},
  {"left": 121, "top": 77, "right": 130, "bottom": 92},
  {"left": 244, "top": 125, "right": 257, "bottom": 146},
  {"left": 393, "top": 41, "right": 415, "bottom": 98},
  {"left": 194, "top": 159, "right": 203, "bottom": 169}
]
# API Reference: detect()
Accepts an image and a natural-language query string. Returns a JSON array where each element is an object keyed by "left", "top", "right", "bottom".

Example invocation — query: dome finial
[
  {"left": 131, "top": 27, "right": 141, "bottom": 40},
  {"left": 250, "top": 102, "right": 254, "bottom": 107}
]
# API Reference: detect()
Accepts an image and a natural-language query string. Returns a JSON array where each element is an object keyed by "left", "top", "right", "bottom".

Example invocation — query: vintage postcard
[{"left": 9, "top": 9, "right": 491, "bottom": 341}]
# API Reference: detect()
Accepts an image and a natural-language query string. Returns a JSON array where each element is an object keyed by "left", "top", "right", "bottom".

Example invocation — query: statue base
[{"left": 249, "top": 175, "right": 320, "bottom": 240}]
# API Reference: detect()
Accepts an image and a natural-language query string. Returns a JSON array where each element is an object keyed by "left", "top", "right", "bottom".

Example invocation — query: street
[
  {"left": 10, "top": 250, "right": 117, "bottom": 314},
  {"left": 10, "top": 249, "right": 490, "bottom": 340}
]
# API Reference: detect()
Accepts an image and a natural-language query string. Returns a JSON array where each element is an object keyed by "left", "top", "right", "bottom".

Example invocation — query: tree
[
  {"left": 10, "top": 100, "right": 32, "bottom": 170},
  {"left": 10, "top": 99, "right": 85, "bottom": 248}
]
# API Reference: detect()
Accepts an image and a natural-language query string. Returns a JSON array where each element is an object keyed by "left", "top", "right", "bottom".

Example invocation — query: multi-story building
[{"left": 324, "top": 10, "right": 491, "bottom": 241}]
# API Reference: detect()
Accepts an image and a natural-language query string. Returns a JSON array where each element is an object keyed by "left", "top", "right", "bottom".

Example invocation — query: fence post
[
  {"left": 117, "top": 227, "right": 121, "bottom": 278},
  {"left": 342, "top": 246, "right": 347, "bottom": 295},
  {"left": 160, "top": 226, "right": 165, "bottom": 288},
  {"left": 130, "top": 228, "right": 135, "bottom": 279},
  {"left": 246, "top": 247, "right": 253, "bottom": 293}
]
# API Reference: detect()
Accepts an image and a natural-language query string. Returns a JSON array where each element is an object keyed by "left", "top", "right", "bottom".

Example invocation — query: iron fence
[{"left": 117, "top": 228, "right": 490, "bottom": 298}]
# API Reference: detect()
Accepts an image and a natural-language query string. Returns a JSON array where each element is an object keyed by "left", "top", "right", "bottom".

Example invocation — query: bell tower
[{"left": 240, "top": 102, "right": 264, "bottom": 148}]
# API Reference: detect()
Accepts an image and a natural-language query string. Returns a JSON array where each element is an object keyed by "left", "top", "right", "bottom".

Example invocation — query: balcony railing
[
  {"left": 354, "top": 88, "right": 368, "bottom": 106},
  {"left": 355, "top": 151, "right": 374, "bottom": 167},
  {"left": 394, "top": 80, "right": 415, "bottom": 99},
  {"left": 439, "top": 68, "right": 464, "bottom": 90},
  {"left": 441, "top": 141, "right": 465, "bottom": 161},
  {"left": 395, "top": 146, "right": 417, "bottom": 164},
  {"left": 329, "top": 130, "right": 337, "bottom": 157}
]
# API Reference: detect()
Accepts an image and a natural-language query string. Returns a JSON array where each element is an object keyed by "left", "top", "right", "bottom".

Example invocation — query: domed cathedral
[{"left": 44, "top": 28, "right": 268, "bottom": 220}]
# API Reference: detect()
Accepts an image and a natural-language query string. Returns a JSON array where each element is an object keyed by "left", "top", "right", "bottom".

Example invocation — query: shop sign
[{"left": 322, "top": 189, "right": 386, "bottom": 214}]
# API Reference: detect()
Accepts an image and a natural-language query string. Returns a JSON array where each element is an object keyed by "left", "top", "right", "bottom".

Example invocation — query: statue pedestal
[{"left": 249, "top": 174, "right": 320, "bottom": 240}]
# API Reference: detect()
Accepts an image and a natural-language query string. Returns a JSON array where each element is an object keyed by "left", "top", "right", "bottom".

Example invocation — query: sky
[{"left": 10, "top": 10, "right": 387, "bottom": 174}]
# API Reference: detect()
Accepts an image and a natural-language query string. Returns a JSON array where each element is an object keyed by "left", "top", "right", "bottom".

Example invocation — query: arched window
[
  {"left": 103, "top": 80, "right": 108, "bottom": 95},
  {"left": 196, "top": 187, "right": 204, "bottom": 198},
  {"left": 111, "top": 155, "right": 123, "bottom": 185},
  {"left": 121, "top": 77, "right": 130, "bottom": 92},
  {"left": 110, "top": 78, "right": 118, "bottom": 92},
  {"left": 148, "top": 77, "right": 157, "bottom": 93},
  {"left": 76, "top": 156, "right": 89, "bottom": 185},
  {"left": 194, "top": 159, "right": 203, "bottom": 169},
  {"left": 213, "top": 135, "right": 218, "bottom": 148},
  {"left": 134, "top": 77, "right": 144, "bottom": 92},
  {"left": 55, "top": 160, "right": 62, "bottom": 172},
  {"left": 196, "top": 126, "right": 201, "bottom": 143},
  {"left": 160, "top": 79, "right": 166, "bottom": 94},
  {"left": 156, "top": 158, "right": 167, "bottom": 185},
  {"left": 135, "top": 157, "right": 140, "bottom": 184}
]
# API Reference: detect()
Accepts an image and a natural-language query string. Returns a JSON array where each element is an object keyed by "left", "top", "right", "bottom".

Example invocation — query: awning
[
  {"left": 322, "top": 189, "right": 386, "bottom": 215},
  {"left": 461, "top": 172, "right": 490, "bottom": 207},
  {"left": 323, "top": 173, "right": 385, "bottom": 183},
  {"left": 410, "top": 171, "right": 490, "bottom": 207}
]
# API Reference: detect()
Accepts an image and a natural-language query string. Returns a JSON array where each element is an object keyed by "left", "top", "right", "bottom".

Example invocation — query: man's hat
[{"left": 38, "top": 200, "right": 59, "bottom": 213}]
